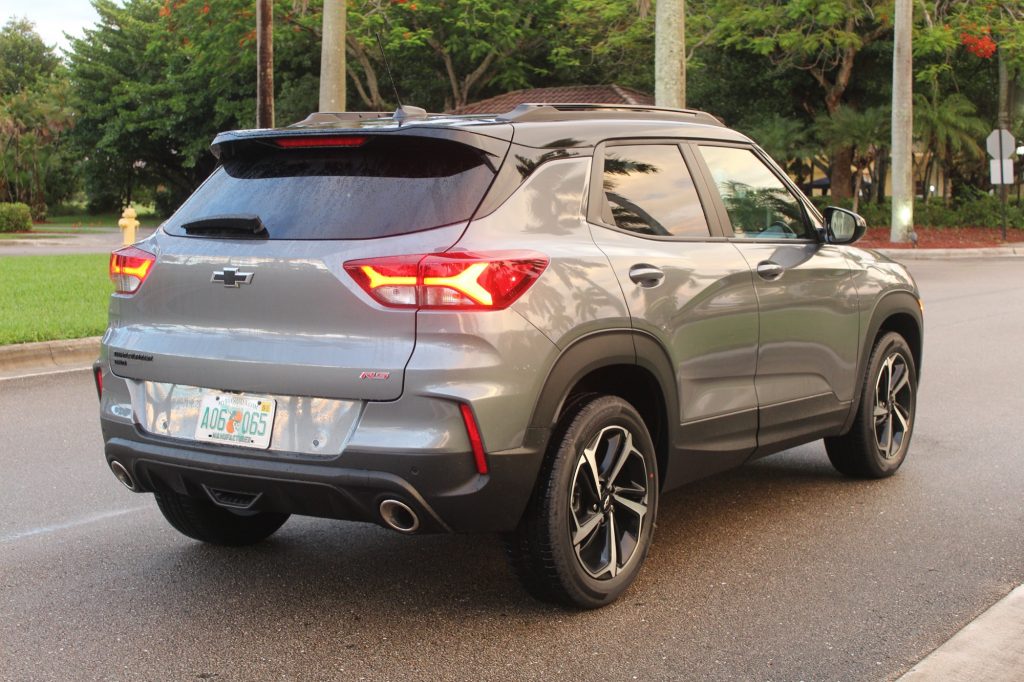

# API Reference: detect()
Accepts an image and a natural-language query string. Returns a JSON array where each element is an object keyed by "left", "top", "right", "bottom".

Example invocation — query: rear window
[{"left": 164, "top": 136, "right": 495, "bottom": 240}]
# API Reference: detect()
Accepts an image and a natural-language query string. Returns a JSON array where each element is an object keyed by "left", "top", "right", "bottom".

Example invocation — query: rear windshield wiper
[{"left": 181, "top": 214, "right": 268, "bottom": 238}]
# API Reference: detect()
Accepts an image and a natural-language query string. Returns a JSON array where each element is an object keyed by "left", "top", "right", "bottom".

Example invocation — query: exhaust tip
[
  {"left": 379, "top": 498, "right": 420, "bottom": 534},
  {"left": 109, "top": 460, "right": 137, "bottom": 491}
]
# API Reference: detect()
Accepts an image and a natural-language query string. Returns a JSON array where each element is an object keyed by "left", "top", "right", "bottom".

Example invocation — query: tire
[
  {"left": 825, "top": 331, "right": 918, "bottom": 478},
  {"left": 505, "top": 395, "right": 659, "bottom": 608},
  {"left": 154, "top": 490, "right": 289, "bottom": 546}
]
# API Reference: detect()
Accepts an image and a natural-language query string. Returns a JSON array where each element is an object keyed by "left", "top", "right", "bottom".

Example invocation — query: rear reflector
[
  {"left": 459, "top": 403, "right": 489, "bottom": 475},
  {"left": 273, "top": 136, "right": 368, "bottom": 148},
  {"left": 93, "top": 365, "right": 103, "bottom": 399},
  {"left": 109, "top": 246, "right": 155, "bottom": 294},
  {"left": 344, "top": 251, "right": 548, "bottom": 310}
]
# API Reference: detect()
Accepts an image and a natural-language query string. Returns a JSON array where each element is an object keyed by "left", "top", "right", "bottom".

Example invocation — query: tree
[
  {"left": 913, "top": 92, "right": 987, "bottom": 203},
  {"left": 815, "top": 106, "right": 890, "bottom": 212},
  {"left": 67, "top": 0, "right": 321, "bottom": 214},
  {"left": 710, "top": 1, "right": 893, "bottom": 200},
  {"left": 0, "top": 19, "right": 75, "bottom": 219},
  {"left": 0, "top": 18, "right": 60, "bottom": 96}
]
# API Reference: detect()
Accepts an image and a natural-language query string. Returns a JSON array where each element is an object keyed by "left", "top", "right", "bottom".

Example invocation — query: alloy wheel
[
  {"left": 568, "top": 425, "right": 650, "bottom": 580},
  {"left": 873, "top": 352, "right": 913, "bottom": 460}
]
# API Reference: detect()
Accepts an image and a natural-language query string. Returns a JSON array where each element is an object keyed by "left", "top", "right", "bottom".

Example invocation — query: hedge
[{"left": 811, "top": 193, "right": 1024, "bottom": 230}]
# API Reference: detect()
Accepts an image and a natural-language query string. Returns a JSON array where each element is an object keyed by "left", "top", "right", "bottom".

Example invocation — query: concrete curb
[
  {"left": 898, "top": 584, "right": 1024, "bottom": 681},
  {"left": 0, "top": 337, "right": 100, "bottom": 379},
  {"left": 874, "top": 245, "right": 1024, "bottom": 260}
]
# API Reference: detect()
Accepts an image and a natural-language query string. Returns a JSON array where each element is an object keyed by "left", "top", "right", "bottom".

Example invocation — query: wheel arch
[
  {"left": 842, "top": 290, "right": 923, "bottom": 433},
  {"left": 528, "top": 331, "right": 678, "bottom": 490}
]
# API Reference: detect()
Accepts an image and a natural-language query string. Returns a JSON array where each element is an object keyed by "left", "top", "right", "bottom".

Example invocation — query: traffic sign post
[{"left": 987, "top": 129, "right": 1016, "bottom": 241}]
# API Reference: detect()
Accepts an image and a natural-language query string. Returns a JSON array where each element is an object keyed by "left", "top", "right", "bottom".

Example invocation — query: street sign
[
  {"left": 986, "top": 129, "right": 1015, "bottom": 159},
  {"left": 991, "top": 159, "right": 1014, "bottom": 185}
]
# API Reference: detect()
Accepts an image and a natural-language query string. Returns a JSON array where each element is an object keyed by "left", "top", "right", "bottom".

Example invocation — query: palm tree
[
  {"left": 816, "top": 106, "right": 890, "bottom": 213},
  {"left": 913, "top": 92, "right": 987, "bottom": 204}
]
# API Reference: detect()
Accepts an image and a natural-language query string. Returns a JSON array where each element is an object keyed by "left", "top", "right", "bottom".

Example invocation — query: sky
[{"left": 4, "top": 0, "right": 100, "bottom": 52}]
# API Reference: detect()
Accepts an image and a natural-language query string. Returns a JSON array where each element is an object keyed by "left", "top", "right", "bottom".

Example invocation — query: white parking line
[{"left": 0, "top": 506, "right": 148, "bottom": 544}]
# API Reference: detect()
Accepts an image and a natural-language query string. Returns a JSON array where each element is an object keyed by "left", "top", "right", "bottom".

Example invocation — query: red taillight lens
[
  {"left": 109, "top": 246, "right": 155, "bottom": 294},
  {"left": 273, "top": 135, "right": 368, "bottom": 148},
  {"left": 343, "top": 251, "right": 548, "bottom": 310},
  {"left": 93, "top": 365, "right": 103, "bottom": 399}
]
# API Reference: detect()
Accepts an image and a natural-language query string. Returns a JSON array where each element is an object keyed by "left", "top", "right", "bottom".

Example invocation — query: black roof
[{"left": 211, "top": 103, "right": 750, "bottom": 154}]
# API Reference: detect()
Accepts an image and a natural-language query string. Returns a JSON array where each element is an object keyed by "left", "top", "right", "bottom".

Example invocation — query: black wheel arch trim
[
  {"left": 527, "top": 329, "right": 679, "bottom": 486},
  {"left": 842, "top": 289, "right": 923, "bottom": 433}
]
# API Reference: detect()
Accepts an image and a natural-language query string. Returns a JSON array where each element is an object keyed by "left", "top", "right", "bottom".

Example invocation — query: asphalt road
[{"left": 2, "top": 258, "right": 1022, "bottom": 681}]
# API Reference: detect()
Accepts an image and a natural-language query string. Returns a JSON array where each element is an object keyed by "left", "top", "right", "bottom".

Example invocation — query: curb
[
  {"left": 873, "top": 246, "right": 1024, "bottom": 260},
  {"left": 0, "top": 337, "right": 100, "bottom": 379},
  {"left": 898, "top": 584, "right": 1024, "bottom": 681}
]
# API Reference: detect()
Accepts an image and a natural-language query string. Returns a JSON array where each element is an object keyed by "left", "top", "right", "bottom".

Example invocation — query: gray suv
[{"left": 96, "top": 104, "right": 922, "bottom": 608}]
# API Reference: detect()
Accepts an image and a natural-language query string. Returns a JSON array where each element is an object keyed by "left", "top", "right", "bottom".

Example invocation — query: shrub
[
  {"left": 810, "top": 193, "right": 1024, "bottom": 230},
  {"left": 0, "top": 202, "right": 33, "bottom": 233}
]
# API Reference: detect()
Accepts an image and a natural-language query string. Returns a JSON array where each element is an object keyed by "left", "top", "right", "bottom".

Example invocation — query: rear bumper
[{"left": 100, "top": 418, "right": 547, "bottom": 533}]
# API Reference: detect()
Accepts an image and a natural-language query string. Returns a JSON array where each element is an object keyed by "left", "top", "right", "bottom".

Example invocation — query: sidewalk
[{"left": 0, "top": 228, "right": 157, "bottom": 256}]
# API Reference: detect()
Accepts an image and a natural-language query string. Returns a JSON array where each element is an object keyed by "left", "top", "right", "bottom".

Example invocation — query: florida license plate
[{"left": 193, "top": 391, "right": 277, "bottom": 450}]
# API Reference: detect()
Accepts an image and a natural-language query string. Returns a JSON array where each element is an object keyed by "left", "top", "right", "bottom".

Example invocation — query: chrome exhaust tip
[
  {"left": 109, "top": 460, "right": 137, "bottom": 491},
  {"left": 379, "top": 498, "right": 420, "bottom": 533}
]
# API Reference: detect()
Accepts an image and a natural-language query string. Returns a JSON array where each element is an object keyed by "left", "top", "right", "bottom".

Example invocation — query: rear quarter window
[{"left": 164, "top": 137, "right": 495, "bottom": 240}]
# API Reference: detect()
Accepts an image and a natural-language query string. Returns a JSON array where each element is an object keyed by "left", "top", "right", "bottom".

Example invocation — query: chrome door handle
[
  {"left": 756, "top": 261, "right": 784, "bottom": 281},
  {"left": 629, "top": 264, "right": 664, "bottom": 288}
]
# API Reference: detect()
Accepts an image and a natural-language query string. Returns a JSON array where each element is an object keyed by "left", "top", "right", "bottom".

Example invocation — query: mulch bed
[{"left": 858, "top": 226, "right": 1024, "bottom": 249}]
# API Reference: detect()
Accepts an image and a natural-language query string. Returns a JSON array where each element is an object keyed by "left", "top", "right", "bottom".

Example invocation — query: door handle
[
  {"left": 756, "top": 261, "right": 784, "bottom": 281},
  {"left": 629, "top": 264, "right": 665, "bottom": 288}
]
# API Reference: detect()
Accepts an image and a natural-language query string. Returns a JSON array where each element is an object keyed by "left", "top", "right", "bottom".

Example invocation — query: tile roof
[{"left": 449, "top": 84, "right": 655, "bottom": 115}]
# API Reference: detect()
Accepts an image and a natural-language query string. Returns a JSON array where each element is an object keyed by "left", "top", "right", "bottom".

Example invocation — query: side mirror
[{"left": 823, "top": 207, "right": 867, "bottom": 244}]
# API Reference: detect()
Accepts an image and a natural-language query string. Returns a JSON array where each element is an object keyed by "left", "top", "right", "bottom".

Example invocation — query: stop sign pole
[{"left": 987, "top": 128, "right": 1016, "bottom": 241}]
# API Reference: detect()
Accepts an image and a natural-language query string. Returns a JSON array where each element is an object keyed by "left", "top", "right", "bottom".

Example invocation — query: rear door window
[
  {"left": 600, "top": 144, "right": 711, "bottom": 237},
  {"left": 164, "top": 136, "right": 495, "bottom": 240}
]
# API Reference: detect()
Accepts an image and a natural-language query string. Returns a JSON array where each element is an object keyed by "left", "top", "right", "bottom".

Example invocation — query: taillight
[
  {"left": 109, "top": 246, "right": 155, "bottom": 294},
  {"left": 93, "top": 365, "right": 103, "bottom": 400},
  {"left": 344, "top": 251, "right": 548, "bottom": 310}
]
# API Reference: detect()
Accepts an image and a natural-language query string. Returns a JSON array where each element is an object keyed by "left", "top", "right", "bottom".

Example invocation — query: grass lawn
[
  {"left": 0, "top": 254, "right": 112, "bottom": 345},
  {"left": 41, "top": 211, "right": 162, "bottom": 230}
]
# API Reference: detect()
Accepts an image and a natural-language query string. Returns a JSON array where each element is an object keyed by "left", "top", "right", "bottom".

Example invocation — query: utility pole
[
  {"left": 256, "top": 0, "right": 274, "bottom": 128},
  {"left": 319, "top": 0, "right": 346, "bottom": 112},
  {"left": 890, "top": 0, "right": 913, "bottom": 243},
  {"left": 655, "top": 0, "right": 685, "bottom": 108}
]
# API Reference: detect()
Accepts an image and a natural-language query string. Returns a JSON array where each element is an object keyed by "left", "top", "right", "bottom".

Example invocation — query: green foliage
[
  {"left": 548, "top": 0, "right": 655, "bottom": 93},
  {"left": 0, "top": 254, "right": 113, "bottom": 344},
  {"left": 67, "top": 0, "right": 321, "bottom": 216},
  {"left": 813, "top": 194, "right": 1024, "bottom": 230},
  {"left": 0, "top": 18, "right": 61, "bottom": 96},
  {"left": 0, "top": 19, "right": 76, "bottom": 219},
  {"left": 0, "top": 202, "right": 33, "bottom": 232}
]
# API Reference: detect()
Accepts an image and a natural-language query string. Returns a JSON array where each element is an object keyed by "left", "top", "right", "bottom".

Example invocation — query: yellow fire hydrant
[{"left": 118, "top": 206, "right": 139, "bottom": 245}]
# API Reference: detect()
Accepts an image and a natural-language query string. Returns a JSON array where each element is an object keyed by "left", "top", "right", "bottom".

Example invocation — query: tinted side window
[
  {"left": 698, "top": 145, "right": 810, "bottom": 239},
  {"left": 601, "top": 145, "right": 711, "bottom": 237}
]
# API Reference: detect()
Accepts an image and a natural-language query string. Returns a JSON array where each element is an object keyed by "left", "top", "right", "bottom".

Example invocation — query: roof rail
[{"left": 496, "top": 103, "right": 724, "bottom": 127}]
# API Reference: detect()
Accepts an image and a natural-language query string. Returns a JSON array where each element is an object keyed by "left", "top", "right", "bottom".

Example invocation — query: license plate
[{"left": 193, "top": 391, "right": 277, "bottom": 450}]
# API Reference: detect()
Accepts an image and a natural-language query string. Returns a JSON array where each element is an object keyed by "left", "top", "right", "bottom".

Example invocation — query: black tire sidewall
[{"left": 544, "top": 396, "right": 659, "bottom": 607}]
